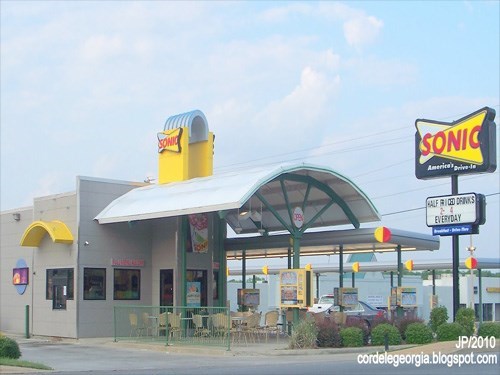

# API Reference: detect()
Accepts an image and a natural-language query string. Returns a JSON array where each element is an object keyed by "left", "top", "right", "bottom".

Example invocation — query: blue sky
[{"left": 1, "top": 1, "right": 499, "bottom": 264}]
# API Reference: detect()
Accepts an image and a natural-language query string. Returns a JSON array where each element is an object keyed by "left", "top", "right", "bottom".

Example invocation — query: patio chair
[
  {"left": 262, "top": 310, "right": 280, "bottom": 342},
  {"left": 129, "top": 312, "right": 146, "bottom": 337},
  {"left": 212, "top": 313, "right": 230, "bottom": 337},
  {"left": 192, "top": 314, "right": 210, "bottom": 337},
  {"left": 167, "top": 312, "right": 182, "bottom": 340},
  {"left": 213, "top": 312, "right": 243, "bottom": 344},
  {"left": 158, "top": 312, "right": 167, "bottom": 336},
  {"left": 141, "top": 312, "right": 153, "bottom": 336},
  {"left": 242, "top": 311, "right": 261, "bottom": 343}
]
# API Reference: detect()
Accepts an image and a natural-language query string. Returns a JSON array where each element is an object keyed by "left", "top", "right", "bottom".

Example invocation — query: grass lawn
[{"left": 0, "top": 357, "right": 53, "bottom": 370}]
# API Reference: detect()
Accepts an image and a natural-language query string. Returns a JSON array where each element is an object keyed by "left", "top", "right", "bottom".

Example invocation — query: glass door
[{"left": 160, "top": 269, "right": 174, "bottom": 307}]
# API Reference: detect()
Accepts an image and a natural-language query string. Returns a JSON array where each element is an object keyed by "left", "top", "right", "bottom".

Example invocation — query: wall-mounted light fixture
[{"left": 13, "top": 213, "right": 21, "bottom": 221}]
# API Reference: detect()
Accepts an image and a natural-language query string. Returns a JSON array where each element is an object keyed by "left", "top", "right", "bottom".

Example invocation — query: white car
[
  {"left": 308, "top": 294, "right": 338, "bottom": 314},
  {"left": 309, "top": 296, "right": 387, "bottom": 328}
]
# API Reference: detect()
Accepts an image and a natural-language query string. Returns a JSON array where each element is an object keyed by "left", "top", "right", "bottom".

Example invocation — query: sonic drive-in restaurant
[{"left": 1, "top": 109, "right": 444, "bottom": 338}]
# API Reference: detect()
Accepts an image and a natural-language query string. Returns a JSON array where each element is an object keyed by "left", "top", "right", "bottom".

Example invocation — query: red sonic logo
[{"left": 158, "top": 128, "right": 182, "bottom": 153}]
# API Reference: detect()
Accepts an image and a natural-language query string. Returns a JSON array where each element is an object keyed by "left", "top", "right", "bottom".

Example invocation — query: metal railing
[{"left": 114, "top": 306, "right": 231, "bottom": 350}]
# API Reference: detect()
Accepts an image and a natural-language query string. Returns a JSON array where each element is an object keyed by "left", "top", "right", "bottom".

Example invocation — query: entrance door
[{"left": 160, "top": 269, "right": 174, "bottom": 307}]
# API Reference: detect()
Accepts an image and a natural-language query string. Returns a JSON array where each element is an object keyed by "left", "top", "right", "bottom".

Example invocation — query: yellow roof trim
[{"left": 20, "top": 220, "right": 74, "bottom": 247}]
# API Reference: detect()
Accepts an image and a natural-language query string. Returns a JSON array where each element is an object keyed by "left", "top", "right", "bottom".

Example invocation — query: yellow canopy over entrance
[{"left": 20, "top": 220, "right": 74, "bottom": 247}]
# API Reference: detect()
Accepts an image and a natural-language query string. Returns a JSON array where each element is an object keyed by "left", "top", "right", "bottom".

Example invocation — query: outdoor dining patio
[{"left": 115, "top": 306, "right": 287, "bottom": 350}]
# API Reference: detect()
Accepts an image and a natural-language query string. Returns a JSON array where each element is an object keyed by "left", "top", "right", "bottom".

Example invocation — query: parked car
[
  {"left": 309, "top": 295, "right": 386, "bottom": 328},
  {"left": 308, "top": 294, "right": 335, "bottom": 314}
]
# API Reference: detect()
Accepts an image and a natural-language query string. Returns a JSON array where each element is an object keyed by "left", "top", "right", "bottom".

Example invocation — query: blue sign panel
[{"left": 432, "top": 225, "right": 476, "bottom": 236}]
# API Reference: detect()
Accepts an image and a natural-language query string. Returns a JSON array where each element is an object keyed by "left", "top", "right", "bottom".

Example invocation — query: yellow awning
[{"left": 20, "top": 220, "right": 74, "bottom": 247}]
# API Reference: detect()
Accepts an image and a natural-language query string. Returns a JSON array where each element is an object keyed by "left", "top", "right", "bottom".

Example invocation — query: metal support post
[
  {"left": 397, "top": 245, "right": 403, "bottom": 318},
  {"left": 25, "top": 305, "right": 30, "bottom": 339},
  {"left": 451, "top": 175, "right": 460, "bottom": 320},
  {"left": 432, "top": 269, "right": 436, "bottom": 295},
  {"left": 315, "top": 273, "right": 320, "bottom": 300},
  {"left": 478, "top": 269, "right": 483, "bottom": 326},
  {"left": 339, "top": 245, "right": 344, "bottom": 288},
  {"left": 292, "top": 233, "right": 301, "bottom": 326}
]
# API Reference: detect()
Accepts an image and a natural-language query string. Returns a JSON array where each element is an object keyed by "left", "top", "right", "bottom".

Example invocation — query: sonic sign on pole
[
  {"left": 415, "top": 106, "right": 497, "bottom": 320},
  {"left": 415, "top": 107, "right": 497, "bottom": 179}
]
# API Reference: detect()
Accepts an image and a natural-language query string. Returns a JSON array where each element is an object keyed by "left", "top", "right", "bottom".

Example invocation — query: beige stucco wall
[{"left": 0, "top": 207, "right": 35, "bottom": 335}]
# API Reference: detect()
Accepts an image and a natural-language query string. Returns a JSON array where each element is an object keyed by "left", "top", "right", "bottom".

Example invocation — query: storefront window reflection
[
  {"left": 84, "top": 268, "right": 106, "bottom": 300},
  {"left": 113, "top": 269, "right": 140, "bottom": 300}
]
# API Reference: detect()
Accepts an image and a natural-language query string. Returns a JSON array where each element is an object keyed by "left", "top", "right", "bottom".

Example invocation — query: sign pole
[{"left": 451, "top": 175, "right": 460, "bottom": 320}]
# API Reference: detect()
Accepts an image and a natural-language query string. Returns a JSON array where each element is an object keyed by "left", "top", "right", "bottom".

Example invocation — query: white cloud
[
  {"left": 258, "top": 2, "right": 384, "bottom": 49},
  {"left": 343, "top": 15, "right": 384, "bottom": 49},
  {"left": 256, "top": 66, "right": 340, "bottom": 134},
  {"left": 259, "top": 3, "right": 312, "bottom": 22},
  {"left": 318, "top": 2, "right": 384, "bottom": 49}
]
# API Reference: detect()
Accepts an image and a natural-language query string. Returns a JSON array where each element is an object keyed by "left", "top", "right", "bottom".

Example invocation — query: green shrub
[
  {"left": 0, "top": 336, "right": 21, "bottom": 359},
  {"left": 371, "top": 323, "right": 401, "bottom": 346},
  {"left": 345, "top": 317, "right": 370, "bottom": 345},
  {"left": 477, "top": 322, "right": 500, "bottom": 339},
  {"left": 405, "top": 322, "right": 433, "bottom": 344},
  {"left": 455, "top": 307, "right": 475, "bottom": 336},
  {"left": 436, "top": 322, "right": 465, "bottom": 342},
  {"left": 289, "top": 319, "right": 318, "bottom": 349},
  {"left": 315, "top": 317, "right": 341, "bottom": 348},
  {"left": 429, "top": 306, "right": 449, "bottom": 333},
  {"left": 340, "top": 327, "right": 364, "bottom": 347},
  {"left": 395, "top": 317, "right": 424, "bottom": 340}
]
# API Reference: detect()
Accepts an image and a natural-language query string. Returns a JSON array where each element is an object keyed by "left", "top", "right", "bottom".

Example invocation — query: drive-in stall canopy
[{"left": 95, "top": 163, "right": 381, "bottom": 233}]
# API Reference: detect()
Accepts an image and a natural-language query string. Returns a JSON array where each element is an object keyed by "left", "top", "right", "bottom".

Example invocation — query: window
[
  {"left": 113, "top": 269, "right": 140, "bottom": 300},
  {"left": 46, "top": 268, "right": 74, "bottom": 300},
  {"left": 84, "top": 268, "right": 106, "bottom": 300},
  {"left": 482, "top": 303, "right": 493, "bottom": 321},
  {"left": 46, "top": 268, "right": 74, "bottom": 310}
]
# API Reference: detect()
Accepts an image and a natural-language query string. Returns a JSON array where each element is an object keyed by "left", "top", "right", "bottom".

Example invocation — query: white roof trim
[{"left": 94, "top": 163, "right": 380, "bottom": 226}]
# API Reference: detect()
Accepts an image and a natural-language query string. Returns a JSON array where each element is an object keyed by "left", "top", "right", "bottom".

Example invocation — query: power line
[
  {"left": 215, "top": 106, "right": 500, "bottom": 172},
  {"left": 371, "top": 172, "right": 499, "bottom": 200}
]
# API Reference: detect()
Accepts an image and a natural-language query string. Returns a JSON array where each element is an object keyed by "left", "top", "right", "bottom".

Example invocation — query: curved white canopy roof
[{"left": 95, "top": 163, "right": 381, "bottom": 233}]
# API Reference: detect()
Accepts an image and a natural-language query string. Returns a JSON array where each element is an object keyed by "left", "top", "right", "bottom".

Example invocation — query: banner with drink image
[{"left": 188, "top": 214, "right": 209, "bottom": 253}]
